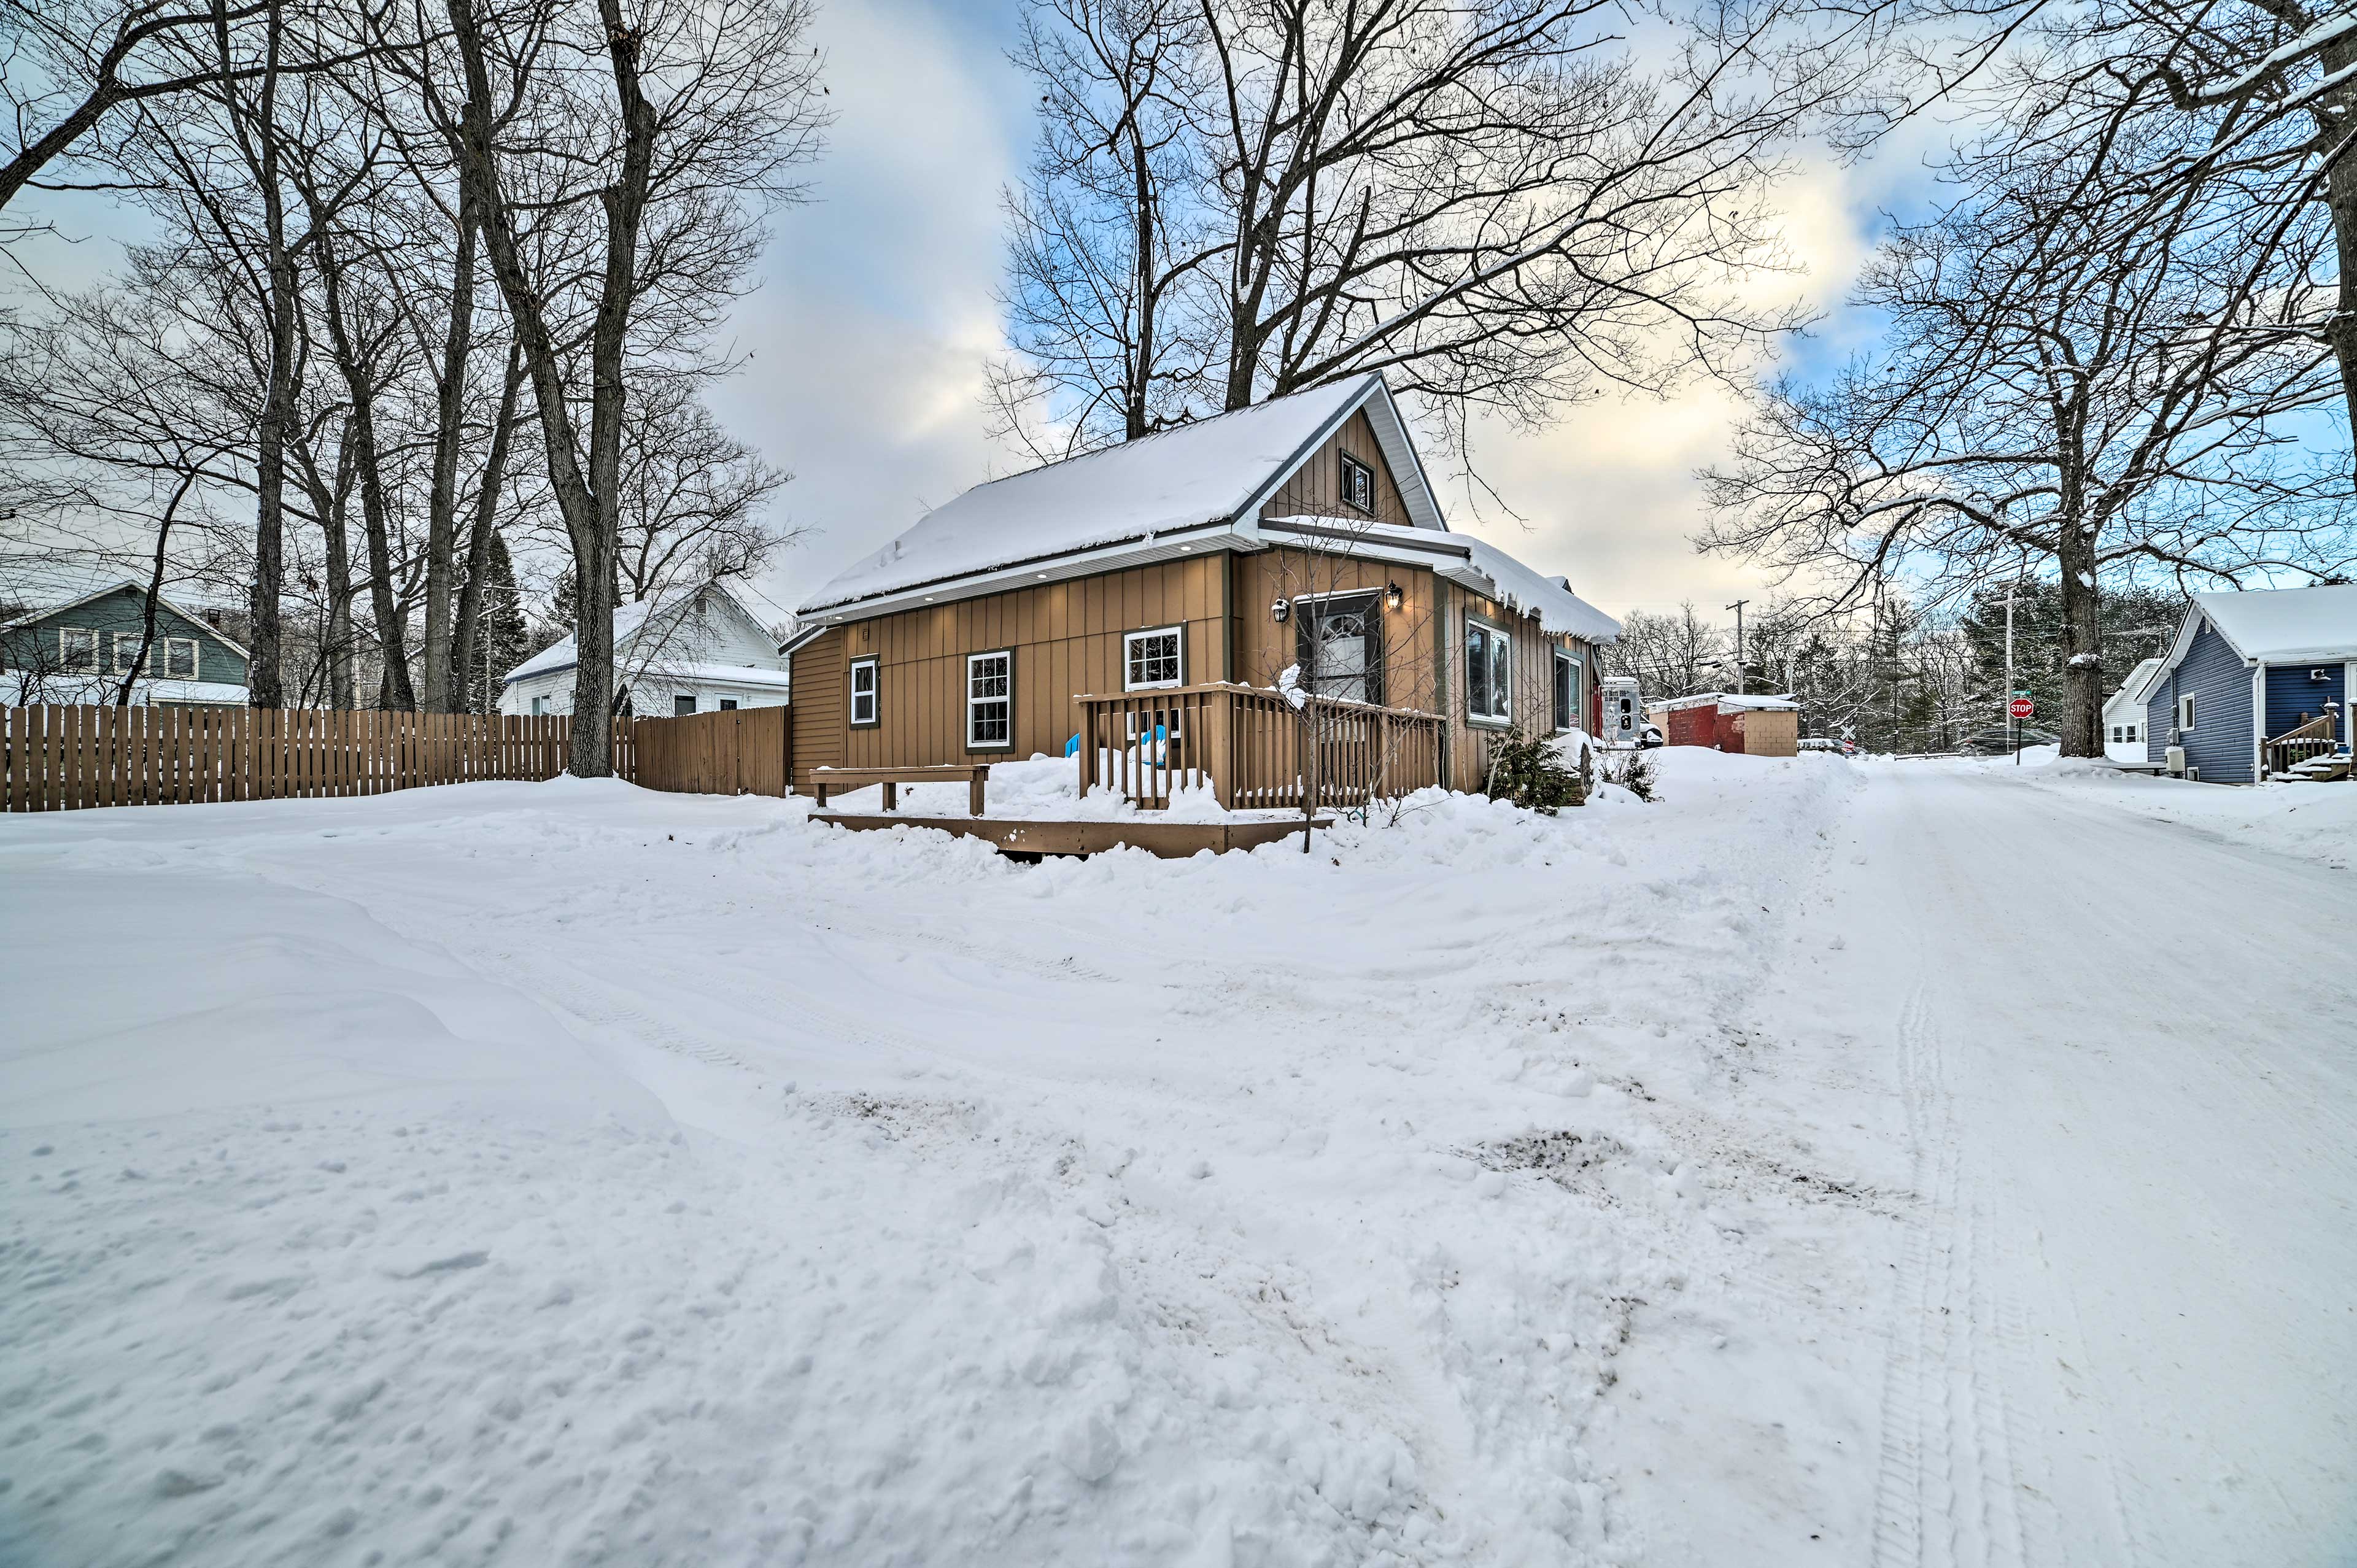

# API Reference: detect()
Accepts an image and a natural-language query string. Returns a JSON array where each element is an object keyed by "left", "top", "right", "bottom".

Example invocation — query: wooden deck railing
[
  {"left": 1075, "top": 682, "right": 1443, "bottom": 811},
  {"left": 2262, "top": 711, "right": 2339, "bottom": 778}
]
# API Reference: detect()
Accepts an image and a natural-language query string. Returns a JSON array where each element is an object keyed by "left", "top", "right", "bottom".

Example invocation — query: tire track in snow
[{"left": 1871, "top": 984, "right": 2039, "bottom": 1568}]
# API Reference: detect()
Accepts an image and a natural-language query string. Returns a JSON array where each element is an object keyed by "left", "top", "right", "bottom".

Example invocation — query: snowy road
[
  {"left": 1816, "top": 765, "right": 2357, "bottom": 1567},
  {"left": 2, "top": 755, "right": 2351, "bottom": 1567}
]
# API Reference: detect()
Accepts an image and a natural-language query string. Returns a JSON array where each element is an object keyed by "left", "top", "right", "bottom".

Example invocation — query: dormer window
[{"left": 1340, "top": 452, "right": 1374, "bottom": 514}]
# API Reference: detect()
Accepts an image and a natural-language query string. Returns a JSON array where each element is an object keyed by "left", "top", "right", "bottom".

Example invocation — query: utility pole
[{"left": 1725, "top": 599, "right": 1749, "bottom": 694}]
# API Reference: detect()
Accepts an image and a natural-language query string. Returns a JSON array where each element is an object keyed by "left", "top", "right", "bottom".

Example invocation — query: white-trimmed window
[
  {"left": 2110, "top": 725, "right": 2123, "bottom": 743},
  {"left": 2178, "top": 693, "right": 2197, "bottom": 731},
  {"left": 163, "top": 637, "right": 197, "bottom": 679},
  {"left": 111, "top": 631, "right": 145, "bottom": 674},
  {"left": 967, "top": 650, "right": 1012, "bottom": 749},
  {"left": 2126, "top": 722, "right": 2138, "bottom": 743},
  {"left": 1552, "top": 649, "right": 1579, "bottom": 733},
  {"left": 532, "top": 695, "right": 549, "bottom": 717},
  {"left": 849, "top": 657, "right": 880, "bottom": 728},
  {"left": 673, "top": 694, "right": 697, "bottom": 716},
  {"left": 1339, "top": 452, "right": 1376, "bottom": 514},
  {"left": 60, "top": 627, "right": 98, "bottom": 673},
  {"left": 1465, "top": 620, "right": 1512, "bottom": 724},
  {"left": 719, "top": 698, "right": 738, "bottom": 711},
  {"left": 1124, "top": 625, "right": 1183, "bottom": 691}
]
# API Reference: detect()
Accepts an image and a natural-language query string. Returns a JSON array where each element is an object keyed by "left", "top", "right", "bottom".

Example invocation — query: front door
[{"left": 1296, "top": 592, "right": 1384, "bottom": 706}]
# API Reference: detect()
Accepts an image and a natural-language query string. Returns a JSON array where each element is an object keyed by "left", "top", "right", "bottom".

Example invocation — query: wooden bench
[{"left": 809, "top": 763, "right": 990, "bottom": 816}]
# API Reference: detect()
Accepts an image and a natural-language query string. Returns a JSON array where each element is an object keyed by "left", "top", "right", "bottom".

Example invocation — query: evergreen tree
[{"left": 453, "top": 533, "right": 533, "bottom": 713}]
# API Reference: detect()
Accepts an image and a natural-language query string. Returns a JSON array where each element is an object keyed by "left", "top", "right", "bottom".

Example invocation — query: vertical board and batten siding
[
  {"left": 787, "top": 628, "right": 846, "bottom": 790},
  {"left": 2262, "top": 662, "right": 2345, "bottom": 738},
  {"left": 1442, "top": 579, "right": 1599, "bottom": 792},
  {"left": 1256, "top": 409, "right": 1415, "bottom": 528},
  {"left": 791, "top": 558, "right": 1228, "bottom": 788},
  {"left": 1229, "top": 554, "right": 1441, "bottom": 706},
  {"left": 2146, "top": 619, "right": 2256, "bottom": 781}
]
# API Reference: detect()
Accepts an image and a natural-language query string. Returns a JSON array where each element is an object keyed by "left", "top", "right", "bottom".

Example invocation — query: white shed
[
  {"left": 2103, "top": 657, "right": 2163, "bottom": 762},
  {"left": 500, "top": 583, "right": 789, "bottom": 719}
]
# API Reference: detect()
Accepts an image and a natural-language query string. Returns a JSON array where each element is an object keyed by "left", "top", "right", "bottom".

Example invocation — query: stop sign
[{"left": 2008, "top": 695, "right": 2035, "bottom": 719}]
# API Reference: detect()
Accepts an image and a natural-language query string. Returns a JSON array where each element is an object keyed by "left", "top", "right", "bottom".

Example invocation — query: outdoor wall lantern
[
  {"left": 1384, "top": 580, "right": 1404, "bottom": 613},
  {"left": 1271, "top": 598, "right": 1291, "bottom": 624}
]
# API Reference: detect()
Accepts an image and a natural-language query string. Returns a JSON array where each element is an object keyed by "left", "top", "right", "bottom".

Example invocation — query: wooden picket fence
[{"left": 0, "top": 705, "right": 638, "bottom": 813}]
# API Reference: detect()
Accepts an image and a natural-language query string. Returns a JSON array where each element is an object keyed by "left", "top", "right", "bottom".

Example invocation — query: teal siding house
[{"left": 0, "top": 581, "right": 251, "bottom": 707}]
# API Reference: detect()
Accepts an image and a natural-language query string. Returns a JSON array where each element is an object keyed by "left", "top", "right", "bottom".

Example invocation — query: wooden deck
[{"left": 810, "top": 811, "right": 1331, "bottom": 859}]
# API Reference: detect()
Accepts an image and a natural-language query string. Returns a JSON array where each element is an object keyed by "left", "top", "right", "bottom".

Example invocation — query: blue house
[{"left": 2145, "top": 584, "right": 2356, "bottom": 782}]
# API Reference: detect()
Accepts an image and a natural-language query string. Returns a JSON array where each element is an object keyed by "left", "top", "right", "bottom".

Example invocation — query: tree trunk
[
  {"left": 116, "top": 473, "right": 196, "bottom": 706},
  {"left": 313, "top": 223, "right": 417, "bottom": 709},
  {"left": 451, "top": 342, "right": 523, "bottom": 710},
  {"left": 420, "top": 189, "right": 479, "bottom": 711},
  {"left": 239, "top": 0, "right": 293, "bottom": 709},
  {"left": 2056, "top": 527, "right": 2103, "bottom": 758},
  {"left": 443, "top": 0, "right": 654, "bottom": 776}
]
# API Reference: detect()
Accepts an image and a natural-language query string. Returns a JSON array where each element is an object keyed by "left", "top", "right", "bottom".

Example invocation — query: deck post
[{"left": 970, "top": 766, "right": 986, "bottom": 817}]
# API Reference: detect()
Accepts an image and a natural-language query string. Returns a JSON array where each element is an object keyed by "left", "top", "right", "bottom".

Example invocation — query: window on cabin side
[
  {"left": 164, "top": 638, "right": 197, "bottom": 679},
  {"left": 1553, "top": 651, "right": 1577, "bottom": 733},
  {"left": 1339, "top": 452, "right": 1375, "bottom": 514},
  {"left": 674, "top": 695, "right": 697, "bottom": 717},
  {"left": 111, "top": 631, "right": 145, "bottom": 674},
  {"left": 967, "top": 651, "right": 1012, "bottom": 748},
  {"left": 1124, "top": 627, "right": 1182, "bottom": 690},
  {"left": 60, "top": 627, "right": 98, "bottom": 673},
  {"left": 2178, "top": 693, "right": 2196, "bottom": 732},
  {"left": 1465, "top": 622, "right": 1511, "bottom": 723},
  {"left": 850, "top": 658, "right": 879, "bottom": 727},
  {"left": 719, "top": 698, "right": 738, "bottom": 711}
]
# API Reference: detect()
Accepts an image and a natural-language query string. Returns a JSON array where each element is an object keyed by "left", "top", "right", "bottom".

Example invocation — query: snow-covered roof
[
  {"left": 507, "top": 598, "right": 657, "bottom": 683},
  {"left": 1452, "top": 533, "right": 1622, "bottom": 644},
  {"left": 800, "top": 375, "right": 1442, "bottom": 614},
  {"left": 506, "top": 585, "right": 778, "bottom": 686},
  {"left": 2188, "top": 583, "right": 2357, "bottom": 664},
  {"left": 1650, "top": 692, "right": 1800, "bottom": 712},
  {"left": 625, "top": 663, "right": 793, "bottom": 691},
  {"left": 2105, "top": 657, "right": 2165, "bottom": 716}
]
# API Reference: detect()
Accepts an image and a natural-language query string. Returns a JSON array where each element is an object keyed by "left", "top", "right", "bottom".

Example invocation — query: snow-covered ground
[{"left": 2, "top": 753, "right": 2349, "bottom": 1566}]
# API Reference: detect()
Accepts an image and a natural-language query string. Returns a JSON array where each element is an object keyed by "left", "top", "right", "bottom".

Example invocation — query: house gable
[
  {"left": 1256, "top": 407, "right": 1414, "bottom": 529},
  {"left": 1, "top": 584, "right": 249, "bottom": 686}
]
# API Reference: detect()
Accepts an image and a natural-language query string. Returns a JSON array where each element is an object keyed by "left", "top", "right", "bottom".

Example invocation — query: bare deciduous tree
[{"left": 1702, "top": 108, "right": 2351, "bottom": 755}]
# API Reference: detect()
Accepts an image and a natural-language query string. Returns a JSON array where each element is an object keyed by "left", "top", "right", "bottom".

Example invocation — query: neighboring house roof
[
  {"left": 2105, "top": 656, "right": 2165, "bottom": 717},
  {"left": 505, "top": 584, "right": 780, "bottom": 687},
  {"left": 1651, "top": 692, "right": 1800, "bottom": 712},
  {"left": 2162, "top": 583, "right": 2357, "bottom": 670},
  {"left": 800, "top": 375, "right": 1445, "bottom": 616},
  {"left": 627, "top": 662, "right": 793, "bottom": 691},
  {"left": 0, "top": 578, "right": 252, "bottom": 663}
]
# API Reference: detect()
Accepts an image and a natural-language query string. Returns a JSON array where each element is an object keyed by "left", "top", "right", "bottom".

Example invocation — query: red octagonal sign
[{"left": 2008, "top": 695, "right": 2035, "bottom": 719}]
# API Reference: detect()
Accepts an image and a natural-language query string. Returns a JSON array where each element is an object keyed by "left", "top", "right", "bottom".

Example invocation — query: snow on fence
[{"left": 0, "top": 704, "right": 636, "bottom": 812}]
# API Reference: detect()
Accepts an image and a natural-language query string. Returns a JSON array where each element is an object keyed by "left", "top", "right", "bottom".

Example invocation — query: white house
[
  {"left": 500, "top": 582, "right": 790, "bottom": 718},
  {"left": 2102, "top": 656, "right": 2164, "bottom": 762}
]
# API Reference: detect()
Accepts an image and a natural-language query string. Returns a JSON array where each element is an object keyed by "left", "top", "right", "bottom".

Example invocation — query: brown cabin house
[{"left": 788, "top": 376, "right": 1620, "bottom": 809}]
